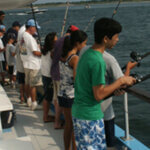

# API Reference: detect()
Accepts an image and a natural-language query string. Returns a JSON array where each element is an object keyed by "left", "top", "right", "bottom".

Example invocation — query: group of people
[{"left": 0, "top": 9, "right": 138, "bottom": 150}]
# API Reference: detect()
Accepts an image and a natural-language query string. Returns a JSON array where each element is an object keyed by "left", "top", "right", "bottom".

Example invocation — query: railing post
[{"left": 122, "top": 92, "right": 131, "bottom": 141}]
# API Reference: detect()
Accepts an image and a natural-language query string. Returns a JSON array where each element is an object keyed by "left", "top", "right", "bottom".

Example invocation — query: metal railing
[{"left": 122, "top": 87, "right": 150, "bottom": 141}]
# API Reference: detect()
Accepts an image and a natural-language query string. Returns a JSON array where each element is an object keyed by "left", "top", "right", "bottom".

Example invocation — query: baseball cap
[
  {"left": 12, "top": 21, "right": 21, "bottom": 27},
  {"left": 26, "top": 19, "right": 41, "bottom": 29},
  {"left": 66, "top": 25, "right": 79, "bottom": 33},
  {"left": 0, "top": 25, "right": 5, "bottom": 32}
]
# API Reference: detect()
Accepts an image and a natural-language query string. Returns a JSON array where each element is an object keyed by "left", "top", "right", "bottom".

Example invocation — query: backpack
[{"left": 1, "top": 110, "right": 15, "bottom": 129}]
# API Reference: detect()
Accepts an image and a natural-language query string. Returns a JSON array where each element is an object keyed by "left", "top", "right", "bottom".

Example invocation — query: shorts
[
  {"left": 2, "top": 61, "right": 6, "bottom": 71},
  {"left": 17, "top": 72, "right": 25, "bottom": 84},
  {"left": 42, "top": 76, "right": 53, "bottom": 102},
  {"left": 72, "top": 118, "right": 106, "bottom": 150},
  {"left": 0, "top": 61, "right": 4, "bottom": 72},
  {"left": 58, "top": 96, "right": 74, "bottom": 108},
  {"left": 104, "top": 118, "right": 115, "bottom": 147},
  {"left": 24, "top": 68, "right": 42, "bottom": 87},
  {"left": 52, "top": 80, "right": 60, "bottom": 101}
]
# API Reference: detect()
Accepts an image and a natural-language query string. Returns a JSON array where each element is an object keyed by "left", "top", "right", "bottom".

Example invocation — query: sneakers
[
  {"left": 31, "top": 101, "right": 38, "bottom": 111},
  {"left": 27, "top": 97, "right": 32, "bottom": 107}
]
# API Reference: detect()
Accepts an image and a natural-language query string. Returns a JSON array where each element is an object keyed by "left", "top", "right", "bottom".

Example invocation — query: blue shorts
[{"left": 72, "top": 118, "right": 106, "bottom": 150}]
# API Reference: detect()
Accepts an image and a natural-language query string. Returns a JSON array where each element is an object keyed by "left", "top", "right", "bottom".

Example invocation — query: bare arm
[
  {"left": 124, "top": 61, "right": 138, "bottom": 76},
  {"left": 0, "top": 48, "right": 5, "bottom": 52},
  {"left": 33, "top": 51, "right": 41, "bottom": 57},
  {"left": 93, "top": 76, "right": 136, "bottom": 102},
  {"left": 69, "top": 55, "right": 79, "bottom": 80}
]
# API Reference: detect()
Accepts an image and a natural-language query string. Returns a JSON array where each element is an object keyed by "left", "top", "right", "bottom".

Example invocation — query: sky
[{"left": 34, "top": 0, "right": 87, "bottom": 4}]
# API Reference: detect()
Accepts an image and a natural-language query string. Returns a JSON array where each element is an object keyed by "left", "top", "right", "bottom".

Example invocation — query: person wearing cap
[
  {"left": 5, "top": 33, "right": 17, "bottom": 88},
  {"left": 0, "top": 25, "right": 6, "bottom": 85},
  {"left": 2, "top": 21, "right": 21, "bottom": 46},
  {"left": 20, "top": 19, "right": 42, "bottom": 110},
  {"left": 0, "top": 11, "right": 5, "bottom": 25},
  {"left": 50, "top": 25, "right": 79, "bottom": 129}
]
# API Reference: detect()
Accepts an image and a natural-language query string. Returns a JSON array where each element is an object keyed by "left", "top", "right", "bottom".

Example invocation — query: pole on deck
[{"left": 61, "top": 0, "right": 70, "bottom": 37}]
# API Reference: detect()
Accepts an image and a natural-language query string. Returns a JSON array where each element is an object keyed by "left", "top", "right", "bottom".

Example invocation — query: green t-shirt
[{"left": 72, "top": 49, "right": 106, "bottom": 120}]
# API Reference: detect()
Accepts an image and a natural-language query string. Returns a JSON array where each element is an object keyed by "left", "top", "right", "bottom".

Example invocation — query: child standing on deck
[
  {"left": 6, "top": 33, "right": 16, "bottom": 87},
  {"left": 58, "top": 30, "right": 87, "bottom": 150},
  {"left": 72, "top": 18, "right": 136, "bottom": 150},
  {"left": 41, "top": 32, "right": 57, "bottom": 123}
]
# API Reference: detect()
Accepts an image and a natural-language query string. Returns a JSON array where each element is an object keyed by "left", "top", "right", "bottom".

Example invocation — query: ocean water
[{"left": 5, "top": 1, "right": 150, "bottom": 147}]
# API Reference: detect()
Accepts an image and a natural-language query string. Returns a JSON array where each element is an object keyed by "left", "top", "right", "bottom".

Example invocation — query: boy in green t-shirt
[{"left": 72, "top": 18, "right": 136, "bottom": 150}]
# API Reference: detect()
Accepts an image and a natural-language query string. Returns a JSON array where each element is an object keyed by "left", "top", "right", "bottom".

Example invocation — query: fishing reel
[
  {"left": 130, "top": 51, "right": 141, "bottom": 67},
  {"left": 130, "top": 73, "right": 143, "bottom": 83},
  {"left": 130, "top": 51, "right": 142, "bottom": 62}
]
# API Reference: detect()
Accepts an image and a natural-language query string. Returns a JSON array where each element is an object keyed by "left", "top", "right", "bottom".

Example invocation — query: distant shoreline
[{"left": 34, "top": 0, "right": 150, "bottom": 8}]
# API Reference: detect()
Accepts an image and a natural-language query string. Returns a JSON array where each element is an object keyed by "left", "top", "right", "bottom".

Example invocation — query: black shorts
[
  {"left": 17, "top": 72, "right": 25, "bottom": 84},
  {"left": 42, "top": 76, "right": 53, "bottom": 102},
  {"left": 104, "top": 118, "right": 115, "bottom": 147},
  {"left": 58, "top": 96, "right": 74, "bottom": 108},
  {"left": 8, "top": 66, "right": 14, "bottom": 75}
]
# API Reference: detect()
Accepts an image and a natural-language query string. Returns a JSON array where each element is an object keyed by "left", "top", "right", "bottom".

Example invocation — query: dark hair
[
  {"left": 61, "top": 30, "right": 87, "bottom": 58},
  {"left": 0, "top": 11, "right": 5, "bottom": 16},
  {"left": 25, "top": 25, "right": 30, "bottom": 29},
  {"left": 7, "top": 33, "right": 16, "bottom": 41},
  {"left": 94, "top": 17, "right": 122, "bottom": 44},
  {"left": 42, "top": 32, "right": 57, "bottom": 55},
  {"left": 12, "top": 21, "right": 21, "bottom": 27}
]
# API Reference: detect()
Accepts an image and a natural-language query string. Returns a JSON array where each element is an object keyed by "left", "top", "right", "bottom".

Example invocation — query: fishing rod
[
  {"left": 60, "top": 0, "right": 70, "bottom": 37},
  {"left": 104, "top": 72, "right": 150, "bottom": 100},
  {"left": 112, "top": 0, "right": 121, "bottom": 18},
  {"left": 122, "top": 51, "right": 150, "bottom": 70},
  {"left": 30, "top": 3, "right": 42, "bottom": 47},
  {"left": 84, "top": 0, "right": 121, "bottom": 32}
]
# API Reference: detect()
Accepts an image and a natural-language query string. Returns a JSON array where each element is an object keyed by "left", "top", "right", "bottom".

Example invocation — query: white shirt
[
  {"left": 0, "top": 38, "right": 5, "bottom": 61},
  {"left": 20, "top": 32, "right": 41, "bottom": 70},
  {"left": 101, "top": 51, "right": 124, "bottom": 120},
  {"left": 41, "top": 51, "right": 52, "bottom": 77},
  {"left": 16, "top": 25, "right": 25, "bottom": 73}
]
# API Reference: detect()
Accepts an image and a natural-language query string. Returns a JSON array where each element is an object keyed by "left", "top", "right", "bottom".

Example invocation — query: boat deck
[
  {"left": 2, "top": 85, "right": 63, "bottom": 150},
  {"left": 2, "top": 85, "right": 150, "bottom": 150}
]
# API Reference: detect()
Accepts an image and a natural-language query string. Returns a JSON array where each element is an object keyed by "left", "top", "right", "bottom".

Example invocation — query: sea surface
[{"left": 5, "top": 1, "right": 150, "bottom": 147}]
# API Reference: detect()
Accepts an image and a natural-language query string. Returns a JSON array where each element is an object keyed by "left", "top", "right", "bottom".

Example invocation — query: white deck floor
[{"left": 3, "top": 86, "right": 64, "bottom": 150}]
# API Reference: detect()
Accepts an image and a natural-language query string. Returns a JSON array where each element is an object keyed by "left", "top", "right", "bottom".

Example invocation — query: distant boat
[
  {"left": 85, "top": 4, "right": 91, "bottom": 9},
  {"left": 26, "top": 7, "right": 47, "bottom": 14}
]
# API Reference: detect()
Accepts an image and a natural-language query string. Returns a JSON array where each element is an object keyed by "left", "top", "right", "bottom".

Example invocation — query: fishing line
[{"left": 84, "top": 0, "right": 121, "bottom": 32}]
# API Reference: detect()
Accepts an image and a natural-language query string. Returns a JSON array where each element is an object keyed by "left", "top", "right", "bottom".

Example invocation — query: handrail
[{"left": 122, "top": 87, "right": 150, "bottom": 143}]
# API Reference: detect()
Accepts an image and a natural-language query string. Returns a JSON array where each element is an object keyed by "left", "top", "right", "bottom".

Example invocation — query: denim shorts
[{"left": 72, "top": 117, "right": 106, "bottom": 150}]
